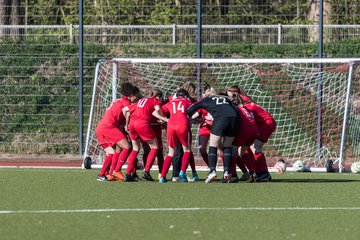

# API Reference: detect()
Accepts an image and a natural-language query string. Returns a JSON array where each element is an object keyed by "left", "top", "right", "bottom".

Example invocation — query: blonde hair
[{"left": 204, "top": 87, "right": 216, "bottom": 97}]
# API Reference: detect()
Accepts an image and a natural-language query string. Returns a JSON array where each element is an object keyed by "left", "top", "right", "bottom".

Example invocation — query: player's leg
[
  {"left": 97, "top": 145, "right": 115, "bottom": 181},
  {"left": 253, "top": 139, "right": 271, "bottom": 182},
  {"left": 222, "top": 135, "right": 235, "bottom": 181},
  {"left": 154, "top": 125, "right": 164, "bottom": 178},
  {"left": 113, "top": 138, "right": 130, "bottom": 181},
  {"left": 124, "top": 138, "right": 141, "bottom": 181},
  {"left": 198, "top": 134, "right": 209, "bottom": 166},
  {"left": 141, "top": 137, "right": 159, "bottom": 181},
  {"left": 95, "top": 126, "right": 116, "bottom": 181},
  {"left": 171, "top": 142, "right": 183, "bottom": 181},
  {"left": 205, "top": 133, "right": 222, "bottom": 183},
  {"left": 159, "top": 146, "right": 175, "bottom": 183},
  {"left": 141, "top": 140, "right": 150, "bottom": 169}
]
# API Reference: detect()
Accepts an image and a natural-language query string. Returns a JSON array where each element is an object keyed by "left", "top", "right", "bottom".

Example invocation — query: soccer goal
[{"left": 83, "top": 58, "right": 360, "bottom": 172}]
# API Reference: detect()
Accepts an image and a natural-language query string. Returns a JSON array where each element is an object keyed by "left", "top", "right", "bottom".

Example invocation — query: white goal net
[{"left": 84, "top": 58, "right": 360, "bottom": 171}]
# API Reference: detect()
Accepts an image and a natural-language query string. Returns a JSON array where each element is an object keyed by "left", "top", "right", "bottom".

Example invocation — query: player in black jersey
[{"left": 187, "top": 88, "right": 239, "bottom": 183}]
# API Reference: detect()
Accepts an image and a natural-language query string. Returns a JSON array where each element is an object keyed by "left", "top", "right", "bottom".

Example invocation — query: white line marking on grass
[{"left": 1, "top": 207, "right": 360, "bottom": 214}]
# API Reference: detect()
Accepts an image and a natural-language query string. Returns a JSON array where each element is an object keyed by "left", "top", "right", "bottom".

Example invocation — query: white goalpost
[{"left": 83, "top": 58, "right": 360, "bottom": 172}]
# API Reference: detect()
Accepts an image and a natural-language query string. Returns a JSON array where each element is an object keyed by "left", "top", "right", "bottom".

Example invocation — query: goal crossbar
[{"left": 112, "top": 58, "right": 360, "bottom": 64}]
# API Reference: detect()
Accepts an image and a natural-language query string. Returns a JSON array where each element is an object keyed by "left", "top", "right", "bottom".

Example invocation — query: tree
[{"left": 307, "top": 0, "right": 332, "bottom": 42}]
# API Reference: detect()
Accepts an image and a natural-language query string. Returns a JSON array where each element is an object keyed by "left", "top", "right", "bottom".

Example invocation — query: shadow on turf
[{"left": 270, "top": 178, "right": 360, "bottom": 183}]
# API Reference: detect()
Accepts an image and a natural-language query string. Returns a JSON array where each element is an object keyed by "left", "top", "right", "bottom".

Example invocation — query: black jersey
[{"left": 187, "top": 95, "right": 239, "bottom": 120}]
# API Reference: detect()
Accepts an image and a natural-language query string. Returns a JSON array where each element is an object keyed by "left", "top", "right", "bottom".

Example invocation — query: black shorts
[{"left": 211, "top": 117, "right": 239, "bottom": 137}]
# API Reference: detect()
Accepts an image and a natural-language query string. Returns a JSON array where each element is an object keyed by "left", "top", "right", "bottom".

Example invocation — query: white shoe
[
  {"left": 172, "top": 177, "right": 179, "bottom": 182},
  {"left": 205, "top": 171, "right": 217, "bottom": 183},
  {"left": 224, "top": 171, "right": 230, "bottom": 179}
]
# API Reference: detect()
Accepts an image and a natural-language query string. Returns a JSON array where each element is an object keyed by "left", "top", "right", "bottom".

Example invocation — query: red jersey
[
  {"left": 98, "top": 97, "right": 131, "bottom": 128},
  {"left": 233, "top": 106, "right": 258, "bottom": 147},
  {"left": 198, "top": 108, "right": 213, "bottom": 136},
  {"left": 129, "top": 97, "right": 161, "bottom": 123},
  {"left": 242, "top": 102, "right": 276, "bottom": 142},
  {"left": 243, "top": 102, "right": 275, "bottom": 127},
  {"left": 162, "top": 98, "right": 192, "bottom": 125},
  {"left": 162, "top": 98, "right": 192, "bottom": 148}
]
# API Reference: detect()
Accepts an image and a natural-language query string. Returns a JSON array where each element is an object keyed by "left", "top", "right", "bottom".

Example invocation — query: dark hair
[
  {"left": 176, "top": 88, "right": 190, "bottom": 98},
  {"left": 133, "top": 86, "right": 144, "bottom": 99},
  {"left": 227, "top": 86, "right": 240, "bottom": 93},
  {"left": 150, "top": 88, "right": 163, "bottom": 99},
  {"left": 120, "top": 82, "right": 134, "bottom": 97},
  {"left": 238, "top": 88, "right": 254, "bottom": 104}
]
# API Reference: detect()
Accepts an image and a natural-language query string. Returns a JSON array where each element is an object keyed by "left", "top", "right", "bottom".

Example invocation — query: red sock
[
  {"left": 234, "top": 156, "right": 248, "bottom": 173},
  {"left": 132, "top": 158, "right": 138, "bottom": 175},
  {"left": 161, "top": 155, "right": 173, "bottom": 178},
  {"left": 181, "top": 151, "right": 191, "bottom": 172},
  {"left": 242, "top": 151, "right": 256, "bottom": 174},
  {"left": 99, "top": 154, "right": 113, "bottom": 176},
  {"left": 144, "top": 148, "right": 158, "bottom": 172},
  {"left": 243, "top": 149, "right": 258, "bottom": 174},
  {"left": 126, "top": 150, "right": 138, "bottom": 175},
  {"left": 115, "top": 148, "right": 129, "bottom": 172},
  {"left": 109, "top": 152, "right": 120, "bottom": 176},
  {"left": 219, "top": 154, "right": 224, "bottom": 161},
  {"left": 254, "top": 152, "right": 268, "bottom": 173}
]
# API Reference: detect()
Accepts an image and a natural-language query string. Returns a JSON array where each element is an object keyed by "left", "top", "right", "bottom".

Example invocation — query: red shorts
[
  {"left": 198, "top": 125, "right": 211, "bottom": 136},
  {"left": 167, "top": 123, "right": 190, "bottom": 148},
  {"left": 96, "top": 124, "right": 126, "bottom": 149},
  {"left": 257, "top": 122, "right": 276, "bottom": 142},
  {"left": 233, "top": 124, "right": 258, "bottom": 147},
  {"left": 129, "top": 120, "right": 156, "bottom": 141}
]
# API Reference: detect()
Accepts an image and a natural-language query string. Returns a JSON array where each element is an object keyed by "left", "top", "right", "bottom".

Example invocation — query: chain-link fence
[{"left": 1, "top": 24, "right": 360, "bottom": 45}]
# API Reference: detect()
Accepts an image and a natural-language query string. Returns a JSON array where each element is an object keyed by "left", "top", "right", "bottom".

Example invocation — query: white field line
[{"left": 1, "top": 207, "right": 360, "bottom": 215}]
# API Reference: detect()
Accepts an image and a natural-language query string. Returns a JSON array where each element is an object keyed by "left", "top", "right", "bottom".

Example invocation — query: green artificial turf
[{"left": 0, "top": 169, "right": 360, "bottom": 240}]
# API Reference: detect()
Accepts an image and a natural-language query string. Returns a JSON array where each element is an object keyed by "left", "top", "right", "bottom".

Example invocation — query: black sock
[
  {"left": 223, "top": 147, "right": 232, "bottom": 172},
  {"left": 208, "top": 146, "right": 218, "bottom": 173}
]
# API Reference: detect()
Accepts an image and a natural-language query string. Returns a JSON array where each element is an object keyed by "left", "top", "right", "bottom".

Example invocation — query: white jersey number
[
  {"left": 212, "top": 97, "right": 228, "bottom": 105},
  {"left": 172, "top": 101, "right": 185, "bottom": 113},
  {"left": 137, "top": 98, "right": 148, "bottom": 108}
]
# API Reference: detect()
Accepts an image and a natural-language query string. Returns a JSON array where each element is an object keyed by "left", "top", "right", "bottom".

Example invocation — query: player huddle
[{"left": 95, "top": 81, "right": 276, "bottom": 183}]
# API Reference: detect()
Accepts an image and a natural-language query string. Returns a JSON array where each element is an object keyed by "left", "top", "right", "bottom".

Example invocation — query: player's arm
[
  {"left": 122, "top": 106, "right": 131, "bottom": 132},
  {"left": 152, "top": 105, "right": 168, "bottom": 123},
  {"left": 187, "top": 100, "right": 204, "bottom": 118}
]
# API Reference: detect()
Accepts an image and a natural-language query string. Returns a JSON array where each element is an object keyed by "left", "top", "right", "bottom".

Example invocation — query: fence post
[
  {"left": 69, "top": 24, "right": 73, "bottom": 44},
  {"left": 277, "top": 24, "right": 282, "bottom": 45},
  {"left": 172, "top": 24, "right": 176, "bottom": 45}
]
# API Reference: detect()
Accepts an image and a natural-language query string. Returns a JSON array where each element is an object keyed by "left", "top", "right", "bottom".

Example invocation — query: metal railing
[{"left": 1, "top": 24, "right": 360, "bottom": 45}]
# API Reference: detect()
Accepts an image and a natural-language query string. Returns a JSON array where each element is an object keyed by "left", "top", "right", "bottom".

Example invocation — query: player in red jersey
[
  {"left": 165, "top": 81, "right": 199, "bottom": 182},
  {"left": 155, "top": 88, "right": 194, "bottom": 183},
  {"left": 228, "top": 93, "right": 259, "bottom": 183},
  {"left": 95, "top": 82, "right": 135, "bottom": 182},
  {"left": 196, "top": 108, "right": 212, "bottom": 167},
  {"left": 122, "top": 88, "right": 164, "bottom": 182},
  {"left": 227, "top": 86, "right": 276, "bottom": 182}
]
